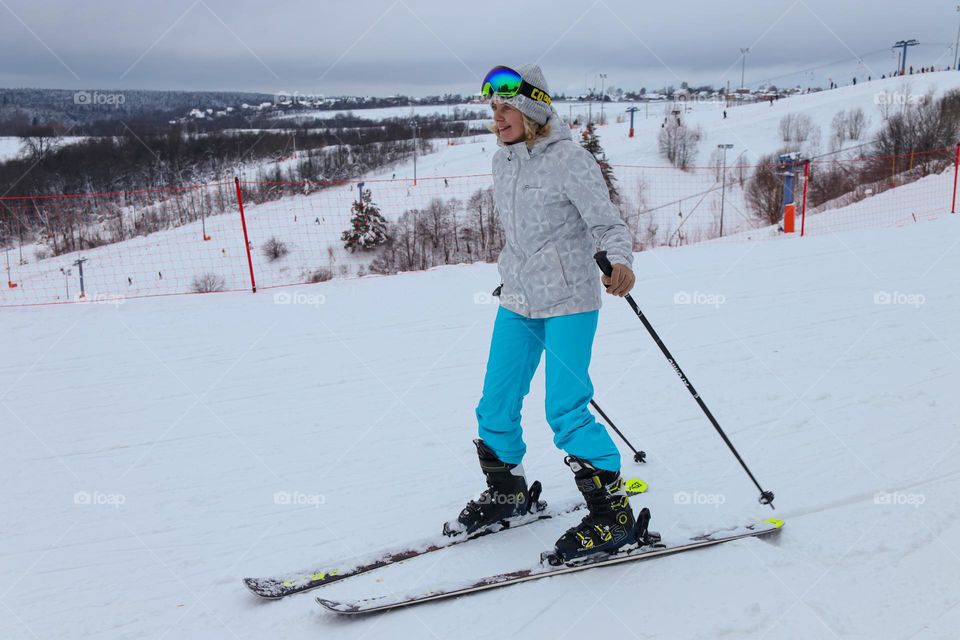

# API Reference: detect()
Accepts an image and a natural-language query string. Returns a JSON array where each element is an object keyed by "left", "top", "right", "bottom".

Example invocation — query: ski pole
[
  {"left": 594, "top": 251, "right": 775, "bottom": 509},
  {"left": 590, "top": 399, "right": 646, "bottom": 464}
]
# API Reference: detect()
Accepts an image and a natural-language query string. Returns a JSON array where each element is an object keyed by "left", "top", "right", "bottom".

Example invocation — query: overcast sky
[{"left": 1, "top": 0, "right": 955, "bottom": 97}]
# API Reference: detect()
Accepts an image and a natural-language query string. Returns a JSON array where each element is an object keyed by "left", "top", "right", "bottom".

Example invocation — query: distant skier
[{"left": 454, "top": 63, "right": 638, "bottom": 562}]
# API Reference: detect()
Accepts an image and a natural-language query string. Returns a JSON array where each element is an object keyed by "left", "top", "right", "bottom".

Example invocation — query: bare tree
[
  {"left": 18, "top": 125, "right": 64, "bottom": 163},
  {"left": 779, "top": 113, "right": 814, "bottom": 144},
  {"left": 846, "top": 108, "right": 868, "bottom": 140},
  {"left": 830, "top": 110, "right": 848, "bottom": 152},
  {"left": 746, "top": 153, "right": 786, "bottom": 226},
  {"left": 658, "top": 110, "right": 703, "bottom": 169}
]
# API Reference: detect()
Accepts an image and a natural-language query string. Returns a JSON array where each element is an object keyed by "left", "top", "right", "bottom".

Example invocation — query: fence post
[
  {"left": 234, "top": 177, "right": 257, "bottom": 293},
  {"left": 800, "top": 159, "right": 810, "bottom": 237},
  {"left": 952, "top": 143, "right": 960, "bottom": 214}
]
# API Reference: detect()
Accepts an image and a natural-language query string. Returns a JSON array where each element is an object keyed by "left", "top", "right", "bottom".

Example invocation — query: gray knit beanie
[{"left": 493, "top": 63, "right": 553, "bottom": 125}]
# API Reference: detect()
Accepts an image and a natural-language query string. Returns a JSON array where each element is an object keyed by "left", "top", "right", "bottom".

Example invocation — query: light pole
[
  {"left": 585, "top": 74, "right": 594, "bottom": 125},
  {"left": 599, "top": 73, "right": 607, "bottom": 124},
  {"left": 410, "top": 121, "right": 419, "bottom": 186},
  {"left": 201, "top": 204, "right": 210, "bottom": 241},
  {"left": 60, "top": 267, "right": 71, "bottom": 299},
  {"left": 740, "top": 47, "right": 750, "bottom": 90},
  {"left": 717, "top": 144, "right": 734, "bottom": 237},
  {"left": 357, "top": 181, "right": 365, "bottom": 203},
  {"left": 954, "top": 6, "right": 960, "bottom": 70}
]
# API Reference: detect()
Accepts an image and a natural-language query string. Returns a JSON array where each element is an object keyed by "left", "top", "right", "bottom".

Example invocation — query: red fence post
[
  {"left": 800, "top": 159, "right": 810, "bottom": 237},
  {"left": 952, "top": 143, "right": 960, "bottom": 214},
  {"left": 234, "top": 177, "right": 257, "bottom": 293}
]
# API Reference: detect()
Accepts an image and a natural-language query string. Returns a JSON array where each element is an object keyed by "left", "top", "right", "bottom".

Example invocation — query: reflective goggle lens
[{"left": 481, "top": 66, "right": 522, "bottom": 98}]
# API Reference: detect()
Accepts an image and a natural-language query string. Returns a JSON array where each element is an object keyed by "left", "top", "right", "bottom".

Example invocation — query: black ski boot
[
  {"left": 551, "top": 456, "right": 637, "bottom": 561},
  {"left": 443, "top": 439, "right": 540, "bottom": 536}
]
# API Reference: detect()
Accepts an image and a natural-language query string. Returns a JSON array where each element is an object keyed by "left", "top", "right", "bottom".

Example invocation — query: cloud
[{"left": 0, "top": 0, "right": 951, "bottom": 95}]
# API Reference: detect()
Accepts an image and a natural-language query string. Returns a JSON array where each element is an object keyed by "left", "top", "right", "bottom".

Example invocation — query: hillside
[{"left": 1, "top": 212, "right": 958, "bottom": 638}]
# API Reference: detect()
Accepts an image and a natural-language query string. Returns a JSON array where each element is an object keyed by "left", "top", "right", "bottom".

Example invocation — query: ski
[
  {"left": 316, "top": 516, "right": 784, "bottom": 615},
  {"left": 243, "top": 478, "right": 649, "bottom": 599}
]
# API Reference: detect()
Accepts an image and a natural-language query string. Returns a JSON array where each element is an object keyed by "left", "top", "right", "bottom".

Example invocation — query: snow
[
  {"left": 0, "top": 137, "right": 23, "bottom": 160},
  {"left": 0, "top": 136, "right": 90, "bottom": 161},
  {"left": 2, "top": 213, "right": 959, "bottom": 638},
  {"left": 273, "top": 102, "right": 487, "bottom": 122}
]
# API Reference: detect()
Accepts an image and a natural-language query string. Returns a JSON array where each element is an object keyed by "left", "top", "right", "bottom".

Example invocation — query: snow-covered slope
[
  {"left": 5, "top": 72, "right": 959, "bottom": 308},
  {"left": 2, "top": 213, "right": 958, "bottom": 639}
]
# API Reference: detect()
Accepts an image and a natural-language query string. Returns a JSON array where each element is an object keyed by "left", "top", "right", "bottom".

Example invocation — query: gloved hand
[{"left": 601, "top": 263, "right": 636, "bottom": 297}]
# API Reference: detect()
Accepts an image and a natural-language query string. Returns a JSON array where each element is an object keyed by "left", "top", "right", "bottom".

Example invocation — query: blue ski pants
[{"left": 475, "top": 305, "right": 621, "bottom": 472}]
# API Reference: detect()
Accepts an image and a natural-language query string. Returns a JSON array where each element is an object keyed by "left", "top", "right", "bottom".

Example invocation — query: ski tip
[
  {"left": 624, "top": 478, "right": 648, "bottom": 496},
  {"left": 316, "top": 597, "right": 357, "bottom": 614},
  {"left": 243, "top": 578, "right": 282, "bottom": 599},
  {"left": 762, "top": 518, "right": 785, "bottom": 529}
]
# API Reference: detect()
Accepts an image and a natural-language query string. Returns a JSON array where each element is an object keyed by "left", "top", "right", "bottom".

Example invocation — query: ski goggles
[{"left": 480, "top": 65, "right": 552, "bottom": 105}]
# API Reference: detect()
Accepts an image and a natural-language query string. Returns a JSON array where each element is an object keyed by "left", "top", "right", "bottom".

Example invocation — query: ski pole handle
[
  {"left": 594, "top": 251, "right": 614, "bottom": 278},
  {"left": 595, "top": 250, "right": 642, "bottom": 314}
]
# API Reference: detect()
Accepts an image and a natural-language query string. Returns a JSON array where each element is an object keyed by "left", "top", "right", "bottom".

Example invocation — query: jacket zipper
[{"left": 511, "top": 150, "right": 532, "bottom": 311}]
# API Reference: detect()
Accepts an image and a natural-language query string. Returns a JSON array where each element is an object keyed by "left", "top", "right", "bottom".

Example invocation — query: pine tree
[
  {"left": 580, "top": 123, "right": 620, "bottom": 205},
  {"left": 342, "top": 188, "right": 388, "bottom": 252}
]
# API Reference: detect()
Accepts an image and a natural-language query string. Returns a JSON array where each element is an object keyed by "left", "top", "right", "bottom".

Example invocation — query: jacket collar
[{"left": 499, "top": 108, "right": 571, "bottom": 161}]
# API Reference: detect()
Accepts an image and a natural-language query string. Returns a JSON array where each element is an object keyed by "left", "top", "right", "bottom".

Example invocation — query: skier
[{"left": 453, "top": 64, "right": 639, "bottom": 562}]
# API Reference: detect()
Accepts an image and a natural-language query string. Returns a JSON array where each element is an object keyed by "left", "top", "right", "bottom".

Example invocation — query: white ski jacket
[{"left": 492, "top": 107, "right": 635, "bottom": 318}]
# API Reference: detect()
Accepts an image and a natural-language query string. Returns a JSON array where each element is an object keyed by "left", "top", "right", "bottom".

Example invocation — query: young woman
[{"left": 451, "top": 64, "right": 638, "bottom": 561}]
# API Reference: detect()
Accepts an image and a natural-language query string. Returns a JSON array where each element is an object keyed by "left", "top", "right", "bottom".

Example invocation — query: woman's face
[{"left": 491, "top": 101, "right": 525, "bottom": 144}]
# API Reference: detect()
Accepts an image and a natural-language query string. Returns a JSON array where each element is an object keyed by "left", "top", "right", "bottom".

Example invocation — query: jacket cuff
[{"left": 606, "top": 252, "right": 634, "bottom": 269}]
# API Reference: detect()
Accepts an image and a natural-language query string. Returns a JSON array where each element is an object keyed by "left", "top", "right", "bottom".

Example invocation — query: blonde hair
[{"left": 487, "top": 104, "right": 552, "bottom": 149}]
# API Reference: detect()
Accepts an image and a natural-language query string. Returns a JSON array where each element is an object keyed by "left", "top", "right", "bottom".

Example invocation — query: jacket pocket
[
  {"left": 522, "top": 183, "right": 569, "bottom": 209},
  {"left": 518, "top": 242, "right": 573, "bottom": 312}
]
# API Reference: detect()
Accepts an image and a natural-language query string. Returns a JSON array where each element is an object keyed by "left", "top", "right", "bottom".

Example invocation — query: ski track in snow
[{"left": 1, "top": 210, "right": 959, "bottom": 638}]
